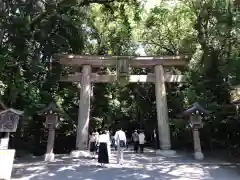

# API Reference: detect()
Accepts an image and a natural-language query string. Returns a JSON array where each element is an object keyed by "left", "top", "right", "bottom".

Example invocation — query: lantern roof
[
  {"left": 37, "top": 102, "right": 64, "bottom": 116},
  {"left": 0, "top": 108, "right": 24, "bottom": 115},
  {"left": 183, "top": 102, "right": 210, "bottom": 116}
]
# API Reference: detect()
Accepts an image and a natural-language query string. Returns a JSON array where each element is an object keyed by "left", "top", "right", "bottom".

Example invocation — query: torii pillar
[
  {"left": 71, "top": 65, "right": 91, "bottom": 157},
  {"left": 154, "top": 65, "right": 175, "bottom": 156}
]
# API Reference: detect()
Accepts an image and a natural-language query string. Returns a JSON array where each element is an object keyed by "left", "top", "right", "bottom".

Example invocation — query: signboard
[
  {"left": 116, "top": 59, "right": 129, "bottom": 78},
  {"left": 0, "top": 137, "right": 9, "bottom": 149},
  {"left": 0, "top": 149, "right": 15, "bottom": 180},
  {"left": 0, "top": 111, "right": 19, "bottom": 132}
]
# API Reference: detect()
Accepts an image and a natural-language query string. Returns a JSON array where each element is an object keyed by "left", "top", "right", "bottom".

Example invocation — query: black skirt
[
  {"left": 90, "top": 141, "right": 97, "bottom": 152},
  {"left": 98, "top": 142, "right": 109, "bottom": 164}
]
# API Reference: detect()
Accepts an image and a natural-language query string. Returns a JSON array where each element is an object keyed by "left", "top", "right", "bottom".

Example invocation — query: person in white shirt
[
  {"left": 114, "top": 128, "right": 127, "bottom": 164},
  {"left": 98, "top": 130, "right": 110, "bottom": 166},
  {"left": 138, "top": 130, "right": 145, "bottom": 153}
]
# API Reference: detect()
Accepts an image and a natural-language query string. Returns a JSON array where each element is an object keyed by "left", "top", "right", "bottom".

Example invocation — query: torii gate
[{"left": 58, "top": 54, "right": 189, "bottom": 156}]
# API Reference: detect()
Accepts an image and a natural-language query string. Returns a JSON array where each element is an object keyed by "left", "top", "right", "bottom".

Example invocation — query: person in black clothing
[
  {"left": 98, "top": 130, "right": 110, "bottom": 166},
  {"left": 152, "top": 129, "right": 157, "bottom": 149}
]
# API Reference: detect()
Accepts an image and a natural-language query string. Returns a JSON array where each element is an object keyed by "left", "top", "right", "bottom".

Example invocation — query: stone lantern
[
  {"left": 38, "top": 103, "right": 62, "bottom": 162},
  {"left": 0, "top": 107, "right": 23, "bottom": 180},
  {"left": 183, "top": 102, "right": 210, "bottom": 160}
]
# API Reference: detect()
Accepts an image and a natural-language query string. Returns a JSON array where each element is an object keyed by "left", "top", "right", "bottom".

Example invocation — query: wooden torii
[{"left": 58, "top": 54, "right": 190, "bottom": 157}]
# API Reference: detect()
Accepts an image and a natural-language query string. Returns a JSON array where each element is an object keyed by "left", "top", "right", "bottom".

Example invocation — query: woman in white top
[{"left": 98, "top": 130, "right": 110, "bottom": 166}]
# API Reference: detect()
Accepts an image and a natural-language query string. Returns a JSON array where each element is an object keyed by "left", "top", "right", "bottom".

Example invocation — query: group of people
[
  {"left": 88, "top": 128, "right": 127, "bottom": 166},
  {"left": 131, "top": 129, "right": 145, "bottom": 153},
  {"left": 88, "top": 128, "right": 146, "bottom": 167}
]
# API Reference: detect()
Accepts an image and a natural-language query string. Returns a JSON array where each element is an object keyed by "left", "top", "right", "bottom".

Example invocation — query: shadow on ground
[{"left": 12, "top": 149, "right": 240, "bottom": 180}]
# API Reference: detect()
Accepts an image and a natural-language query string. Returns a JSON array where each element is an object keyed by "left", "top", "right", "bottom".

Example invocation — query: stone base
[
  {"left": 0, "top": 149, "right": 15, "bottom": 180},
  {"left": 194, "top": 151, "right": 204, "bottom": 160},
  {"left": 156, "top": 149, "right": 176, "bottom": 157},
  {"left": 70, "top": 150, "right": 90, "bottom": 158},
  {"left": 44, "top": 153, "right": 55, "bottom": 162}
]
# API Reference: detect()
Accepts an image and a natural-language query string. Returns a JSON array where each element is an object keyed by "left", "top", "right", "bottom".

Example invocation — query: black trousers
[
  {"left": 133, "top": 141, "right": 139, "bottom": 152},
  {"left": 98, "top": 143, "right": 109, "bottom": 164},
  {"left": 139, "top": 144, "right": 144, "bottom": 153}
]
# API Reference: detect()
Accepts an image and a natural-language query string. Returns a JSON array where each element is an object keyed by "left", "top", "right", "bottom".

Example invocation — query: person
[
  {"left": 114, "top": 127, "right": 127, "bottom": 164},
  {"left": 125, "top": 130, "right": 130, "bottom": 149},
  {"left": 139, "top": 130, "right": 145, "bottom": 153},
  {"left": 95, "top": 130, "right": 100, "bottom": 153},
  {"left": 105, "top": 130, "right": 111, "bottom": 158},
  {"left": 152, "top": 129, "right": 157, "bottom": 149},
  {"left": 111, "top": 134, "right": 115, "bottom": 147},
  {"left": 89, "top": 132, "right": 98, "bottom": 158},
  {"left": 114, "top": 135, "right": 117, "bottom": 151},
  {"left": 98, "top": 130, "right": 110, "bottom": 166},
  {"left": 132, "top": 130, "right": 139, "bottom": 153}
]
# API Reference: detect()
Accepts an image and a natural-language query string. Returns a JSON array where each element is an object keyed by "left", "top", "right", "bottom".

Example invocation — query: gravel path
[{"left": 11, "top": 149, "right": 240, "bottom": 180}]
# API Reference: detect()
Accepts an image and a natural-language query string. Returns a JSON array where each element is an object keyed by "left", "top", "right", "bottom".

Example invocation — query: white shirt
[
  {"left": 114, "top": 130, "right": 126, "bottom": 146},
  {"left": 89, "top": 134, "right": 97, "bottom": 142},
  {"left": 98, "top": 134, "right": 110, "bottom": 143},
  {"left": 139, "top": 133, "right": 145, "bottom": 144}
]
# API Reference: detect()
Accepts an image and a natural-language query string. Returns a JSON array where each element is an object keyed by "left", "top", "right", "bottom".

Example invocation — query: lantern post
[
  {"left": 38, "top": 103, "right": 62, "bottom": 162},
  {"left": 183, "top": 103, "right": 210, "bottom": 160}
]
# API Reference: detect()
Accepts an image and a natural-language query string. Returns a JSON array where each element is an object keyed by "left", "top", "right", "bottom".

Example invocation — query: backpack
[{"left": 119, "top": 140, "right": 126, "bottom": 148}]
